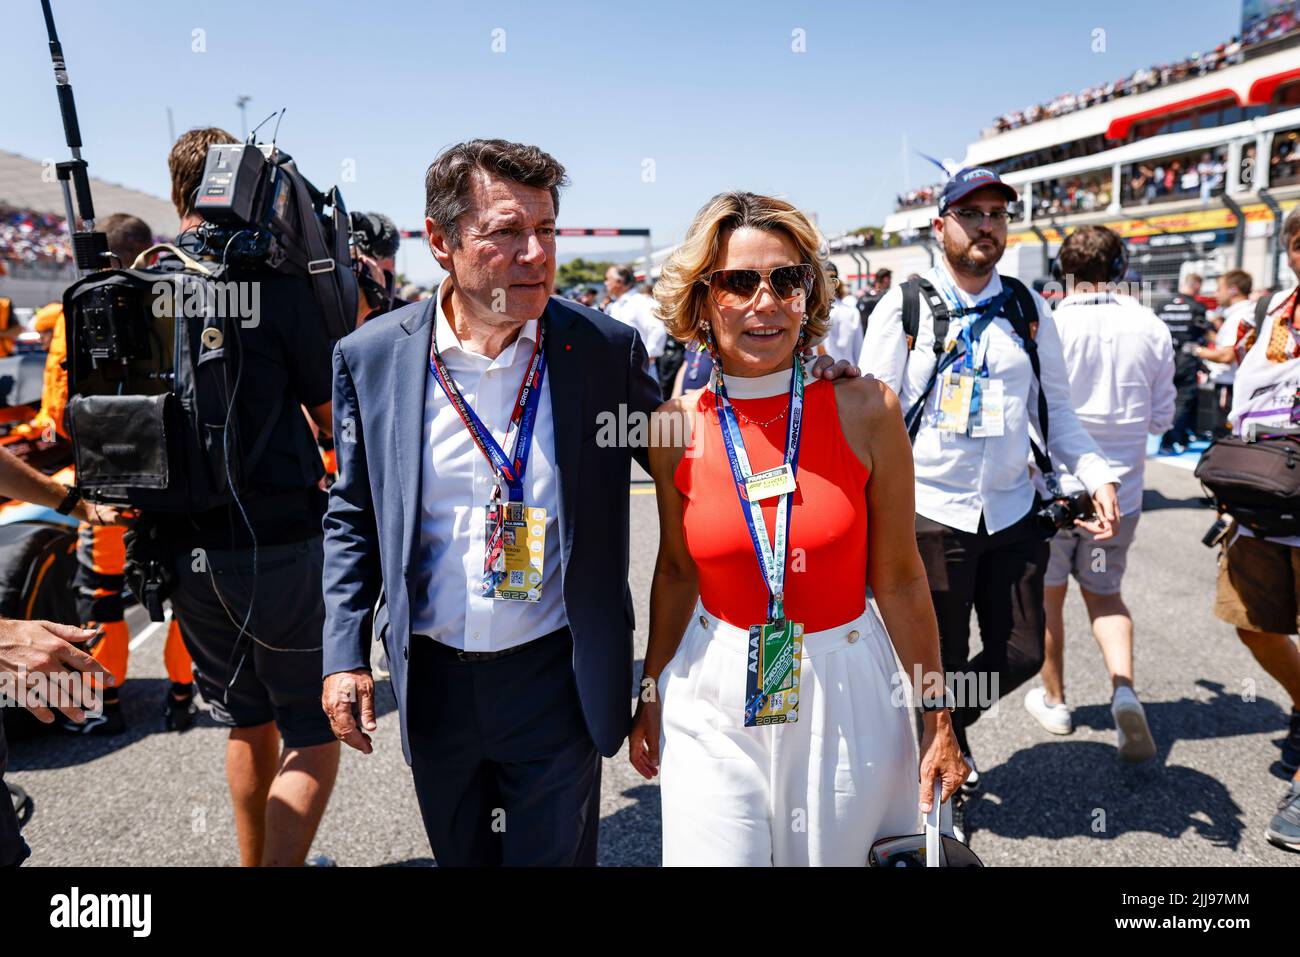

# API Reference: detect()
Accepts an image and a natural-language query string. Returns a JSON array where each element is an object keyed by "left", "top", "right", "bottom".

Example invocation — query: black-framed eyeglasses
[
  {"left": 698, "top": 264, "right": 816, "bottom": 307},
  {"left": 946, "top": 208, "right": 1012, "bottom": 228}
]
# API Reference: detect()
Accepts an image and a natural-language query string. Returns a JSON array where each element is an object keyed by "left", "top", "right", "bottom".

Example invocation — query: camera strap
[
  {"left": 130, "top": 243, "right": 217, "bottom": 275},
  {"left": 1001, "top": 277, "right": 1058, "bottom": 489},
  {"left": 286, "top": 162, "right": 357, "bottom": 341}
]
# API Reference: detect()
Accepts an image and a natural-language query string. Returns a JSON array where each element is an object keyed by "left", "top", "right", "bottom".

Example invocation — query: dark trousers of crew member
[
  {"left": 405, "top": 626, "right": 601, "bottom": 867},
  {"left": 1162, "top": 359, "right": 1200, "bottom": 449},
  {"left": 915, "top": 509, "right": 1050, "bottom": 750}
]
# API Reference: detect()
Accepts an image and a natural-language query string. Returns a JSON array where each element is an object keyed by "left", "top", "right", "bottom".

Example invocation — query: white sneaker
[
  {"left": 961, "top": 754, "right": 980, "bottom": 794},
  {"left": 1024, "top": 687, "right": 1073, "bottom": 735},
  {"left": 1111, "top": 686, "right": 1156, "bottom": 763}
]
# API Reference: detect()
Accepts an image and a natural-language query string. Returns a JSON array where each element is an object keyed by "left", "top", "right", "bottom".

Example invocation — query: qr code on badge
[{"left": 509, "top": 570, "right": 525, "bottom": 587}]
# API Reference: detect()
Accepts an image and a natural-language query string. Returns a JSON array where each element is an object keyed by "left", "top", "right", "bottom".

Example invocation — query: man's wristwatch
[{"left": 55, "top": 484, "right": 81, "bottom": 516}]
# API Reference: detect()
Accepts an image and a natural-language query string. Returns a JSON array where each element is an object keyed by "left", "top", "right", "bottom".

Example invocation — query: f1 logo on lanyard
[{"left": 429, "top": 320, "right": 549, "bottom": 601}]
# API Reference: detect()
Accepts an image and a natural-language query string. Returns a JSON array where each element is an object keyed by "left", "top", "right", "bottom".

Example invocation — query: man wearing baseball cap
[{"left": 858, "top": 167, "right": 1120, "bottom": 822}]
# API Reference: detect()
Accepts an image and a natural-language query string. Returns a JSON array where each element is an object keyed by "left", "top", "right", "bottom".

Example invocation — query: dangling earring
[
  {"left": 796, "top": 317, "right": 810, "bottom": 353},
  {"left": 701, "top": 322, "right": 718, "bottom": 358}
]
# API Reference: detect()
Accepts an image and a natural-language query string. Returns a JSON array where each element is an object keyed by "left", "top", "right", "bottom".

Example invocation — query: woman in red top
[{"left": 628, "top": 192, "right": 966, "bottom": 866}]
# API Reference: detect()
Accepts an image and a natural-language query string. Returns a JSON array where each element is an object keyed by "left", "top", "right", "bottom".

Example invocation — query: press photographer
[
  {"left": 1195, "top": 206, "right": 1300, "bottom": 852},
  {"left": 857, "top": 168, "right": 1120, "bottom": 807}
]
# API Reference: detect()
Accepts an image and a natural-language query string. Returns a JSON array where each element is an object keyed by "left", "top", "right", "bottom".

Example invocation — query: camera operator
[
  {"left": 858, "top": 168, "right": 1119, "bottom": 796},
  {"left": 351, "top": 211, "right": 407, "bottom": 326},
  {"left": 152, "top": 127, "right": 341, "bottom": 866},
  {"left": 1023, "top": 226, "right": 1174, "bottom": 762}
]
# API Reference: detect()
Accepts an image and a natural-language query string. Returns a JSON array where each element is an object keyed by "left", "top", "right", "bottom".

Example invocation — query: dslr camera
[{"left": 1035, "top": 489, "right": 1095, "bottom": 537}]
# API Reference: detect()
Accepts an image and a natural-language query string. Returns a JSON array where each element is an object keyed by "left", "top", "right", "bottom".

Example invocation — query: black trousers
[
  {"left": 915, "top": 508, "right": 1050, "bottom": 747},
  {"left": 407, "top": 626, "right": 601, "bottom": 867},
  {"left": 1163, "top": 360, "right": 1201, "bottom": 448},
  {"left": 0, "top": 725, "right": 30, "bottom": 868}
]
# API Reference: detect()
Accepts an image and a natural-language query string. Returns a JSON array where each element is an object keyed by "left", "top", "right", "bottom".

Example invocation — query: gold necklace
[{"left": 732, "top": 404, "right": 788, "bottom": 428}]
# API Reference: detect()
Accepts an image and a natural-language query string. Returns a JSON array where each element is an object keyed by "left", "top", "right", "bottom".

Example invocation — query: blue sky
[{"left": 10, "top": 0, "right": 1241, "bottom": 282}]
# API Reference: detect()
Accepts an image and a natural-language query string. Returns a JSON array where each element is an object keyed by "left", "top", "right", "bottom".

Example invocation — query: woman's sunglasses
[{"left": 699, "top": 263, "right": 816, "bottom": 307}]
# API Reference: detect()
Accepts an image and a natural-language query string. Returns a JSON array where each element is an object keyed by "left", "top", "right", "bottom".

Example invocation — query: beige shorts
[
  {"left": 1044, "top": 513, "right": 1141, "bottom": 595},
  {"left": 1215, "top": 532, "right": 1300, "bottom": 636}
]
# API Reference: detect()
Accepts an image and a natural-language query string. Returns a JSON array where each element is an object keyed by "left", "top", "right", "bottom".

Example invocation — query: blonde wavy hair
[{"left": 655, "top": 191, "right": 832, "bottom": 349}]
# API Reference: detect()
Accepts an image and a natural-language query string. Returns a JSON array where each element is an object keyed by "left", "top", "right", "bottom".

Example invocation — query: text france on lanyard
[
  {"left": 429, "top": 319, "right": 548, "bottom": 588},
  {"left": 714, "top": 360, "right": 805, "bottom": 625}
]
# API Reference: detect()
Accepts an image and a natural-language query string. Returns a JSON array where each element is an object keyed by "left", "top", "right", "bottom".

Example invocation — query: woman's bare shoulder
[{"left": 832, "top": 374, "right": 899, "bottom": 423}]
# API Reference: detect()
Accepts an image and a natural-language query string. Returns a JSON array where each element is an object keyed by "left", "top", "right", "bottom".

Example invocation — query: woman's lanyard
[{"left": 713, "top": 361, "right": 805, "bottom": 624}]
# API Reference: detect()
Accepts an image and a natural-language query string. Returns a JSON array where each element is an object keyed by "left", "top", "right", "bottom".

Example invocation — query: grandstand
[
  {"left": 837, "top": 2, "right": 1300, "bottom": 302},
  {"left": 0, "top": 149, "right": 175, "bottom": 307}
]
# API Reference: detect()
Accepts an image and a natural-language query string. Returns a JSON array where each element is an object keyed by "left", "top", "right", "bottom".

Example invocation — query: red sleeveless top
[{"left": 675, "top": 376, "right": 870, "bottom": 633}]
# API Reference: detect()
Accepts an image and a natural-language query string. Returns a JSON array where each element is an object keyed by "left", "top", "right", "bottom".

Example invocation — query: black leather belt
[{"left": 416, "top": 629, "right": 559, "bottom": 665}]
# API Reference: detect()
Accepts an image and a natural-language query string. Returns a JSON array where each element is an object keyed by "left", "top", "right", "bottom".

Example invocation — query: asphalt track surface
[{"left": 7, "top": 453, "right": 1300, "bottom": 866}]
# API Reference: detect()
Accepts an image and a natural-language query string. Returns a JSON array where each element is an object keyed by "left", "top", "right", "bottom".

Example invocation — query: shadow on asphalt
[
  {"left": 599, "top": 783, "right": 662, "bottom": 866},
  {"left": 966, "top": 681, "right": 1296, "bottom": 850},
  {"left": 1140, "top": 489, "right": 1211, "bottom": 512},
  {"left": 6, "top": 675, "right": 399, "bottom": 771}
]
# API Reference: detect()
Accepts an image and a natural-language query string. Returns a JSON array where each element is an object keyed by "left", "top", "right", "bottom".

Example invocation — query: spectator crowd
[
  {"left": 990, "top": 36, "right": 1252, "bottom": 135},
  {"left": 0, "top": 207, "right": 72, "bottom": 271}
]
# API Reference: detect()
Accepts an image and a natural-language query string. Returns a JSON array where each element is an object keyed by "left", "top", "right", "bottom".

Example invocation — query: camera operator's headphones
[{"left": 1050, "top": 231, "right": 1129, "bottom": 284}]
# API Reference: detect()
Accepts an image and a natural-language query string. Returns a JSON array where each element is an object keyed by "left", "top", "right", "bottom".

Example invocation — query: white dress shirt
[
  {"left": 1208, "top": 299, "right": 1255, "bottom": 385},
  {"left": 409, "top": 281, "right": 567, "bottom": 650},
  {"left": 1051, "top": 292, "right": 1176, "bottom": 516},
  {"left": 858, "top": 262, "right": 1118, "bottom": 534},
  {"left": 607, "top": 290, "right": 668, "bottom": 360},
  {"left": 824, "top": 296, "right": 865, "bottom": 364}
]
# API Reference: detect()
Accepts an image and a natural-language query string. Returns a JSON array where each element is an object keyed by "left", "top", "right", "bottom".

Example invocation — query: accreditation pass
[{"left": 485, "top": 502, "right": 547, "bottom": 601}]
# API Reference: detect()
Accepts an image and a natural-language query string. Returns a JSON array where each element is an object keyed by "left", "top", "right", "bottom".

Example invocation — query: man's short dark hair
[
  {"left": 875, "top": 268, "right": 892, "bottom": 283},
  {"left": 168, "top": 127, "right": 238, "bottom": 219},
  {"left": 1220, "top": 268, "right": 1252, "bottom": 298},
  {"left": 100, "top": 213, "right": 153, "bottom": 267},
  {"left": 424, "top": 139, "right": 569, "bottom": 249},
  {"left": 1058, "top": 224, "right": 1126, "bottom": 284},
  {"left": 613, "top": 265, "right": 636, "bottom": 287},
  {"left": 1283, "top": 206, "right": 1300, "bottom": 250}
]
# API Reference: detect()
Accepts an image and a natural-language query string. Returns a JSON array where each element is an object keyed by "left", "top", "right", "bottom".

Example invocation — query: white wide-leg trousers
[{"left": 659, "top": 600, "right": 919, "bottom": 866}]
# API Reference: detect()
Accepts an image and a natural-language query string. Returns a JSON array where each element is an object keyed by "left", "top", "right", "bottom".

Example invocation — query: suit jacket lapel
[
  {"left": 393, "top": 296, "right": 435, "bottom": 574},
  {"left": 544, "top": 300, "right": 582, "bottom": 568}
]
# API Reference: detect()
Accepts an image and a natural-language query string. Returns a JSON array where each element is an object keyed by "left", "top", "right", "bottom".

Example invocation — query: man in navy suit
[{"left": 320, "top": 139, "right": 662, "bottom": 865}]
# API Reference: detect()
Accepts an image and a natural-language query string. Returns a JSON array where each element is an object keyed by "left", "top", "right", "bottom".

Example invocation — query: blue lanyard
[
  {"left": 956, "top": 290, "right": 1009, "bottom": 375},
  {"left": 429, "top": 320, "right": 548, "bottom": 504},
  {"left": 714, "top": 361, "right": 805, "bottom": 624}
]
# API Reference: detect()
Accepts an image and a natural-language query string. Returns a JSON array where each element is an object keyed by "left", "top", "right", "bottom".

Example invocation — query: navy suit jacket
[{"left": 321, "top": 292, "right": 661, "bottom": 762}]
